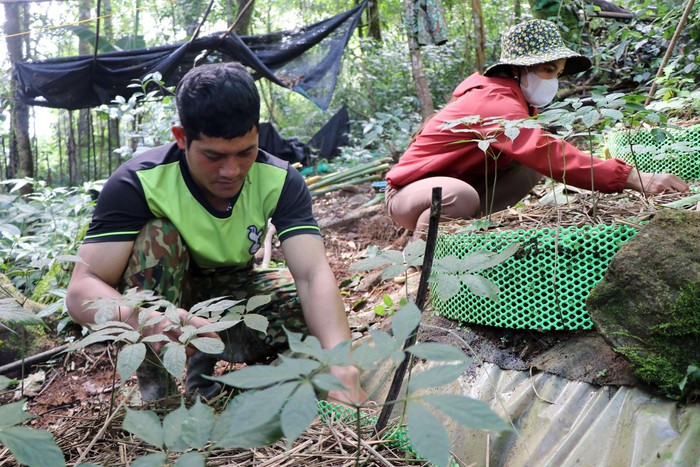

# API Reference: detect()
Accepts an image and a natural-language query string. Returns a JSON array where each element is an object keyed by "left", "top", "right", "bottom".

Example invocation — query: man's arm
[
  {"left": 66, "top": 242, "right": 215, "bottom": 356},
  {"left": 281, "top": 234, "right": 367, "bottom": 405}
]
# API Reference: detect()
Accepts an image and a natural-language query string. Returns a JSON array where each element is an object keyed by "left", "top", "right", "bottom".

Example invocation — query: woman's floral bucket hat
[{"left": 484, "top": 19, "right": 592, "bottom": 77}]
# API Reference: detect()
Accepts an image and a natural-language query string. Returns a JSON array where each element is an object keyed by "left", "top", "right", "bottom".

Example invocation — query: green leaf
[
  {"left": 380, "top": 264, "right": 409, "bottom": 281},
  {"left": 243, "top": 313, "right": 269, "bottom": 334},
  {"left": 213, "top": 384, "right": 295, "bottom": 448},
  {"left": 311, "top": 373, "right": 347, "bottom": 393},
  {"left": 0, "top": 426, "right": 65, "bottom": 467},
  {"left": 65, "top": 25, "right": 120, "bottom": 52},
  {"left": 350, "top": 250, "right": 402, "bottom": 271},
  {"left": 117, "top": 343, "right": 146, "bottom": 381},
  {"left": 403, "top": 239, "right": 426, "bottom": 264},
  {"left": 281, "top": 383, "right": 318, "bottom": 447},
  {"left": 212, "top": 357, "right": 317, "bottom": 388},
  {"left": 190, "top": 297, "right": 243, "bottom": 317},
  {"left": 409, "top": 363, "right": 468, "bottom": 391},
  {"left": 0, "top": 375, "right": 16, "bottom": 391},
  {"left": 0, "top": 401, "right": 34, "bottom": 429},
  {"left": 287, "top": 330, "right": 325, "bottom": 360},
  {"left": 374, "top": 305, "right": 387, "bottom": 315},
  {"left": 407, "top": 342, "right": 470, "bottom": 362},
  {"left": 163, "top": 402, "right": 190, "bottom": 452},
  {"left": 406, "top": 401, "right": 451, "bottom": 467},
  {"left": 382, "top": 294, "right": 393, "bottom": 307},
  {"left": 421, "top": 394, "right": 513, "bottom": 432},
  {"left": 246, "top": 294, "right": 272, "bottom": 312},
  {"left": 463, "top": 243, "right": 519, "bottom": 273},
  {"left": 579, "top": 108, "right": 601, "bottom": 128},
  {"left": 461, "top": 274, "right": 500, "bottom": 302},
  {"left": 131, "top": 452, "right": 167, "bottom": 467},
  {"left": 190, "top": 337, "right": 225, "bottom": 355},
  {"left": 600, "top": 108, "right": 624, "bottom": 121},
  {"left": 123, "top": 408, "right": 164, "bottom": 448},
  {"left": 196, "top": 321, "right": 239, "bottom": 334},
  {"left": 162, "top": 343, "right": 186, "bottom": 380},
  {"left": 183, "top": 398, "right": 215, "bottom": 450},
  {"left": 0, "top": 299, "right": 42, "bottom": 324},
  {"left": 433, "top": 275, "right": 462, "bottom": 302},
  {"left": 173, "top": 452, "right": 205, "bottom": 467},
  {"left": 392, "top": 302, "right": 421, "bottom": 342}
]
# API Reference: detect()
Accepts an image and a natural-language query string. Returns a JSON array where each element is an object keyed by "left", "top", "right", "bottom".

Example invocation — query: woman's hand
[{"left": 626, "top": 169, "right": 689, "bottom": 194}]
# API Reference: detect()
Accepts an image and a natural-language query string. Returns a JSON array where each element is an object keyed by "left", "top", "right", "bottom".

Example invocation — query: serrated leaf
[
  {"left": 0, "top": 426, "right": 66, "bottom": 467},
  {"left": 165, "top": 306, "right": 181, "bottom": 324},
  {"left": 350, "top": 251, "right": 401, "bottom": 271},
  {"left": 163, "top": 402, "right": 190, "bottom": 452},
  {"left": 600, "top": 108, "right": 624, "bottom": 121},
  {"left": 287, "top": 330, "right": 325, "bottom": 360},
  {"left": 182, "top": 398, "right": 215, "bottom": 450},
  {"left": 189, "top": 297, "right": 243, "bottom": 317},
  {"left": 369, "top": 329, "right": 399, "bottom": 355},
  {"left": 196, "top": 321, "right": 238, "bottom": 334},
  {"left": 242, "top": 313, "right": 268, "bottom": 334},
  {"left": 131, "top": 452, "right": 167, "bottom": 467},
  {"left": 403, "top": 239, "right": 426, "bottom": 263},
  {"left": 190, "top": 337, "right": 224, "bottom": 355},
  {"left": 213, "top": 384, "right": 294, "bottom": 448},
  {"left": 162, "top": 343, "right": 186, "bottom": 379},
  {"left": 281, "top": 383, "right": 318, "bottom": 448},
  {"left": 432, "top": 254, "right": 461, "bottom": 274},
  {"left": 0, "top": 401, "right": 35, "bottom": 429},
  {"left": 406, "top": 402, "right": 451, "bottom": 467},
  {"left": 173, "top": 452, "right": 205, "bottom": 467},
  {"left": 433, "top": 274, "right": 462, "bottom": 302},
  {"left": 462, "top": 243, "right": 519, "bottom": 273},
  {"left": 212, "top": 358, "right": 314, "bottom": 388},
  {"left": 461, "top": 274, "right": 500, "bottom": 302},
  {"left": 391, "top": 302, "right": 421, "bottom": 342},
  {"left": 311, "top": 373, "right": 348, "bottom": 392},
  {"left": 409, "top": 363, "right": 468, "bottom": 391},
  {"left": 580, "top": 108, "right": 601, "bottom": 128},
  {"left": 140, "top": 334, "right": 171, "bottom": 343},
  {"left": 246, "top": 295, "right": 271, "bottom": 312},
  {"left": 117, "top": 343, "right": 146, "bottom": 381},
  {"left": 0, "top": 299, "right": 42, "bottom": 324},
  {"left": 407, "top": 342, "right": 470, "bottom": 362},
  {"left": 123, "top": 408, "right": 164, "bottom": 448},
  {"left": 380, "top": 264, "right": 409, "bottom": 281},
  {"left": 421, "top": 394, "right": 513, "bottom": 432}
]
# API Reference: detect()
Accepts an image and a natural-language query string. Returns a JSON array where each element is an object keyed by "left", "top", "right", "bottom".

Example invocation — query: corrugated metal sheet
[{"left": 366, "top": 362, "right": 700, "bottom": 466}]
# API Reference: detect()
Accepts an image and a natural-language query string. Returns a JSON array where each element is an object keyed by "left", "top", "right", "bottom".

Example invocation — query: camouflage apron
[{"left": 121, "top": 219, "right": 307, "bottom": 398}]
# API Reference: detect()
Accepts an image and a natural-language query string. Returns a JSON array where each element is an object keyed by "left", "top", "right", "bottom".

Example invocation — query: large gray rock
[{"left": 587, "top": 209, "right": 700, "bottom": 397}]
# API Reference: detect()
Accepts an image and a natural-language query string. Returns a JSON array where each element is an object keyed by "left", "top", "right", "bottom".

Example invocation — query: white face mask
[{"left": 519, "top": 70, "right": 558, "bottom": 107}]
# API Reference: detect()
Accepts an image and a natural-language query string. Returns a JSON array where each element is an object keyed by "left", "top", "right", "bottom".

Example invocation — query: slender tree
[
  {"left": 404, "top": 0, "right": 434, "bottom": 120},
  {"left": 471, "top": 0, "right": 486, "bottom": 72},
  {"left": 4, "top": 2, "right": 33, "bottom": 186},
  {"left": 368, "top": 0, "right": 382, "bottom": 41}
]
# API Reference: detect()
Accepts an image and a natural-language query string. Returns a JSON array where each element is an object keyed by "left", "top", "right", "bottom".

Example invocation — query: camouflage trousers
[{"left": 122, "top": 219, "right": 307, "bottom": 399}]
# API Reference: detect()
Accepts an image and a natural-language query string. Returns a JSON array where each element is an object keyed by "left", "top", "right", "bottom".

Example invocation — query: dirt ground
[{"left": 0, "top": 180, "right": 671, "bottom": 464}]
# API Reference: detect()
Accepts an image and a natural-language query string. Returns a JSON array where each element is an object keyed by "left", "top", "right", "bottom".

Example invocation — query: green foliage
[
  {"left": 0, "top": 401, "right": 65, "bottom": 467},
  {"left": 0, "top": 179, "right": 96, "bottom": 301}
]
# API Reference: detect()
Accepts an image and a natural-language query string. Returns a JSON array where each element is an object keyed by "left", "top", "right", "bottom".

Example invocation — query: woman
[{"left": 385, "top": 19, "right": 688, "bottom": 238}]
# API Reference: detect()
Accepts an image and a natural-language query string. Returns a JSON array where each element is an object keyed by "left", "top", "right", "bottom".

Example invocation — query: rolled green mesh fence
[
  {"left": 606, "top": 127, "right": 700, "bottom": 181},
  {"left": 430, "top": 224, "right": 639, "bottom": 330}
]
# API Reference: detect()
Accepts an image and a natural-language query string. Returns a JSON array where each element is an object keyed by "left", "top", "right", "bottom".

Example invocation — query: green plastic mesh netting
[
  {"left": 606, "top": 127, "right": 700, "bottom": 181},
  {"left": 430, "top": 224, "right": 639, "bottom": 330}
]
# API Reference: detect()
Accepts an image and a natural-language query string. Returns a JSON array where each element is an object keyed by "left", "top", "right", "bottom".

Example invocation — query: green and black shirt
[{"left": 84, "top": 143, "right": 320, "bottom": 269}]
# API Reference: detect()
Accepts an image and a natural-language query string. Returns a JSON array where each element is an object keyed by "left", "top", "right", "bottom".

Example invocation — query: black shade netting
[{"left": 15, "top": 2, "right": 366, "bottom": 111}]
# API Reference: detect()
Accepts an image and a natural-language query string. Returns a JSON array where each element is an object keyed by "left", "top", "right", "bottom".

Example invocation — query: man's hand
[
  {"left": 626, "top": 169, "right": 689, "bottom": 194},
  {"left": 138, "top": 307, "right": 221, "bottom": 358}
]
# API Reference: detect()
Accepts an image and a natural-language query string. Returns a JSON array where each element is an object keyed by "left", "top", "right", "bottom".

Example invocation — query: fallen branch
[{"left": 0, "top": 344, "right": 70, "bottom": 376}]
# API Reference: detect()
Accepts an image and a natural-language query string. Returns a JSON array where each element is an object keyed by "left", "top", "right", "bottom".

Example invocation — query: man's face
[{"left": 172, "top": 126, "right": 259, "bottom": 207}]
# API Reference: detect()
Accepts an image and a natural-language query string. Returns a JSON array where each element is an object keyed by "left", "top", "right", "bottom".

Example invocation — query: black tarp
[
  {"left": 15, "top": 2, "right": 366, "bottom": 111},
  {"left": 259, "top": 105, "right": 349, "bottom": 166}
]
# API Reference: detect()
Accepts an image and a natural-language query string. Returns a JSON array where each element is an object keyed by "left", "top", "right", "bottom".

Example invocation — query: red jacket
[{"left": 386, "top": 73, "right": 631, "bottom": 192}]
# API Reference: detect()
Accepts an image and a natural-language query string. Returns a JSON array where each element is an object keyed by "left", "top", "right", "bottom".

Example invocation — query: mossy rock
[{"left": 587, "top": 209, "right": 700, "bottom": 398}]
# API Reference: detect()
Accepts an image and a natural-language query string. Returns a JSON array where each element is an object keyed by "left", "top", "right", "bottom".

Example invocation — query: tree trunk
[
  {"left": 233, "top": 0, "right": 255, "bottom": 35},
  {"left": 67, "top": 111, "right": 80, "bottom": 184},
  {"left": 103, "top": 0, "right": 121, "bottom": 176},
  {"left": 405, "top": 0, "right": 434, "bottom": 120},
  {"left": 368, "top": 0, "right": 382, "bottom": 41},
  {"left": 471, "top": 0, "right": 486, "bottom": 72},
  {"left": 77, "top": 0, "right": 93, "bottom": 184},
  {"left": 4, "top": 3, "right": 33, "bottom": 186},
  {"left": 514, "top": 0, "right": 521, "bottom": 21}
]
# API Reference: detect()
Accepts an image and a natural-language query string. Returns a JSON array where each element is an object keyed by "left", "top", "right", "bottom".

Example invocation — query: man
[{"left": 66, "top": 62, "right": 365, "bottom": 404}]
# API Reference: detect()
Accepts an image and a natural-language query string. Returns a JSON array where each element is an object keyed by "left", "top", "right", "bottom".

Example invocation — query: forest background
[{"left": 2, "top": 0, "right": 699, "bottom": 189}]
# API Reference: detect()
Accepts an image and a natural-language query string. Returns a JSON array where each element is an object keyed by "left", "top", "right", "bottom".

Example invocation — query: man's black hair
[{"left": 175, "top": 62, "right": 260, "bottom": 146}]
